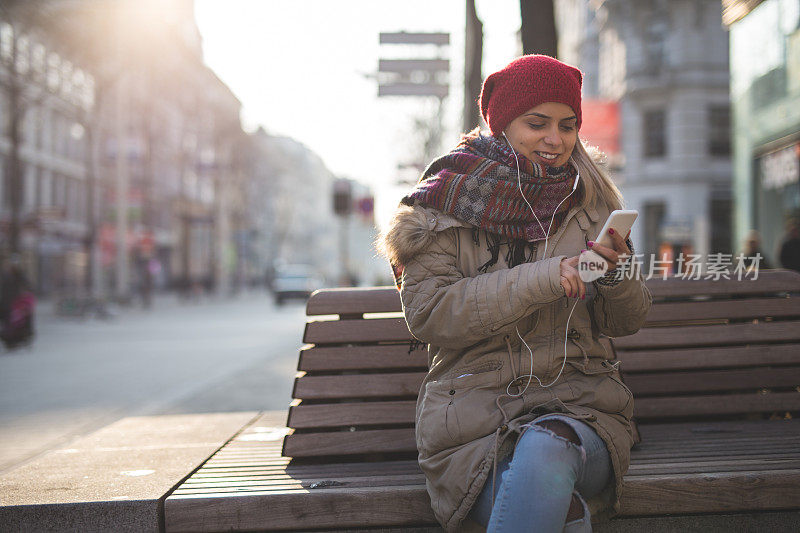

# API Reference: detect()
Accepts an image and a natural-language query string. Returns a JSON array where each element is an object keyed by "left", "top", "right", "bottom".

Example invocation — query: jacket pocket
[
  {"left": 608, "top": 367, "right": 635, "bottom": 420},
  {"left": 565, "top": 359, "right": 633, "bottom": 418},
  {"left": 416, "top": 361, "right": 503, "bottom": 456}
]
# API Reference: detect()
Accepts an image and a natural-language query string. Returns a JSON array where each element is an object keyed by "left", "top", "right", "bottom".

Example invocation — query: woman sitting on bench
[{"left": 379, "top": 55, "right": 652, "bottom": 532}]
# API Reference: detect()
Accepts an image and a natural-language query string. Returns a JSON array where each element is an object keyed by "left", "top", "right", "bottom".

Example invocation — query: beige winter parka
[{"left": 381, "top": 196, "right": 652, "bottom": 531}]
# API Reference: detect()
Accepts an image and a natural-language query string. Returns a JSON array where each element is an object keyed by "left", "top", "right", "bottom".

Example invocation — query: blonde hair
[{"left": 569, "top": 138, "right": 623, "bottom": 212}]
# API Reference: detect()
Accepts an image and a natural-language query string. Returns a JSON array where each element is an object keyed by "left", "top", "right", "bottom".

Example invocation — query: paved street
[{"left": 0, "top": 292, "right": 307, "bottom": 474}]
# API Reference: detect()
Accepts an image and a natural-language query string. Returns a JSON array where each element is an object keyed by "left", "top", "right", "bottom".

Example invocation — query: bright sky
[{"left": 194, "top": 0, "right": 521, "bottom": 226}]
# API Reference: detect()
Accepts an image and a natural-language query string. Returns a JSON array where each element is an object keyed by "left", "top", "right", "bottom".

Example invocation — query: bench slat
[
  {"left": 166, "top": 485, "right": 436, "bottom": 532},
  {"left": 293, "top": 372, "right": 424, "bottom": 401},
  {"left": 636, "top": 418, "right": 798, "bottom": 439},
  {"left": 619, "top": 344, "right": 800, "bottom": 373},
  {"left": 613, "top": 320, "right": 800, "bottom": 350},
  {"left": 633, "top": 391, "right": 800, "bottom": 419},
  {"left": 298, "top": 345, "right": 427, "bottom": 372},
  {"left": 619, "top": 469, "right": 800, "bottom": 515},
  {"left": 304, "top": 318, "right": 412, "bottom": 344},
  {"left": 190, "top": 460, "right": 421, "bottom": 480},
  {"left": 302, "top": 315, "right": 800, "bottom": 349},
  {"left": 645, "top": 297, "right": 800, "bottom": 324},
  {"left": 625, "top": 367, "right": 800, "bottom": 396},
  {"left": 282, "top": 428, "right": 416, "bottom": 458},
  {"left": 173, "top": 473, "right": 425, "bottom": 493},
  {"left": 630, "top": 447, "right": 800, "bottom": 462},
  {"left": 645, "top": 270, "right": 800, "bottom": 299},
  {"left": 288, "top": 401, "right": 416, "bottom": 428},
  {"left": 628, "top": 459, "right": 800, "bottom": 476},
  {"left": 306, "top": 287, "right": 401, "bottom": 316}
]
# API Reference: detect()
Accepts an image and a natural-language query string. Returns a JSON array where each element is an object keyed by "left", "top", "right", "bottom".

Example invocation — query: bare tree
[
  {"left": 0, "top": 1, "right": 55, "bottom": 257},
  {"left": 520, "top": 0, "right": 558, "bottom": 56},
  {"left": 463, "top": 0, "right": 483, "bottom": 132}
]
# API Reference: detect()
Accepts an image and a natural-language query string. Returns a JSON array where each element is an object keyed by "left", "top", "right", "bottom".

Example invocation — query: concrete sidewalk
[
  {"left": 1, "top": 290, "right": 304, "bottom": 475},
  {"left": 0, "top": 410, "right": 287, "bottom": 532}
]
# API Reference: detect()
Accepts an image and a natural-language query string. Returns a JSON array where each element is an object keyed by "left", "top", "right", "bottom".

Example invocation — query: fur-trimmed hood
[{"left": 376, "top": 204, "right": 469, "bottom": 267}]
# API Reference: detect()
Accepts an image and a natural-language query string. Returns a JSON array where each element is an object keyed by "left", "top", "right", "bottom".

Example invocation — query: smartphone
[
  {"left": 578, "top": 210, "right": 638, "bottom": 282},
  {"left": 593, "top": 210, "right": 638, "bottom": 247}
]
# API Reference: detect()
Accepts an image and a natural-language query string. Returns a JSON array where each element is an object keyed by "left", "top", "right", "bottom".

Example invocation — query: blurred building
[
  {"left": 724, "top": 0, "right": 800, "bottom": 265},
  {"left": 95, "top": 0, "right": 249, "bottom": 301},
  {"left": 0, "top": 0, "right": 378, "bottom": 302},
  {"left": 558, "top": 0, "right": 733, "bottom": 265},
  {"left": 250, "top": 129, "right": 385, "bottom": 288},
  {"left": 250, "top": 129, "right": 339, "bottom": 285},
  {"left": 0, "top": 0, "right": 256, "bottom": 300},
  {"left": 0, "top": 14, "right": 94, "bottom": 296}
]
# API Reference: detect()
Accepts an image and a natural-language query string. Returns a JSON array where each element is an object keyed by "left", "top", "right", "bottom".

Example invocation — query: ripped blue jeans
[{"left": 468, "top": 414, "right": 612, "bottom": 532}]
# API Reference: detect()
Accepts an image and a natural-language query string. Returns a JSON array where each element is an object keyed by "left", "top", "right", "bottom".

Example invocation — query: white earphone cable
[
  {"left": 502, "top": 132, "right": 582, "bottom": 394},
  {"left": 508, "top": 299, "right": 579, "bottom": 396}
]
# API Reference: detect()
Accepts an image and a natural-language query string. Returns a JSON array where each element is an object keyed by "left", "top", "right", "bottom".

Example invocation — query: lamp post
[{"left": 333, "top": 178, "right": 352, "bottom": 286}]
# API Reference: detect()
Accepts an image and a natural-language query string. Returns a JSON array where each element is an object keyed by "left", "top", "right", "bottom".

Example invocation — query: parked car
[{"left": 272, "top": 265, "right": 323, "bottom": 305}]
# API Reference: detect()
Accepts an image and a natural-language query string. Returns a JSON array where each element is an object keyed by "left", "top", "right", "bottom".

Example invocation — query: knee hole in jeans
[{"left": 534, "top": 419, "right": 581, "bottom": 445}]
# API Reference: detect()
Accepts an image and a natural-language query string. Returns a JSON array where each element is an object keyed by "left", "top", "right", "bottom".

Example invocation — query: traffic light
[{"left": 333, "top": 179, "right": 352, "bottom": 216}]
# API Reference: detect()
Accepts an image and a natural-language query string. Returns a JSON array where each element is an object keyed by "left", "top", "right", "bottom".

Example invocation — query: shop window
[
  {"left": 708, "top": 106, "right": 731, "bottom": 156},
  {"left": 0, "top": 89, "right": 9, "bottom": 137},
  {"left": 24, "top": 165, "right": 37, "bottom": 210},
  {"left": 710, "top": 196, "right": 732, "bottom": 254},
  {"left": 0, "top": 156, "right": 6, "bottom": 208},
  {"left": 643, "top": 110, "right": 666, "bottom": 158},
  {"left": 53, "top": 174, "right": 64, "bottom": 208},
  {"left": 38, "top": 172, "right": 49, "bottom": 208},
  {"left": 644, "top": 201, "right": 666, "bottom": 262}
]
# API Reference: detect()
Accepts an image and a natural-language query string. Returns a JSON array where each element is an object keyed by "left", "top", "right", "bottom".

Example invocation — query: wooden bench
[{"left": 164, "top": 270, "right": 800, "bottom": 532}]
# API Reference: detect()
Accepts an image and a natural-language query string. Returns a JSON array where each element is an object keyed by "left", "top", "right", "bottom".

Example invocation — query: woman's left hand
[{"left": 586, "top": 228, "right": 631, "bottom": 271}]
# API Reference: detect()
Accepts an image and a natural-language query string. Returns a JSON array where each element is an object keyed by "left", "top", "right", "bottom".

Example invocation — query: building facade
[
  {"left": 0, "top": 0, "right": 254, "bottom": 300},
  {"left": 0, "top": 16, "right": 94, "bottom": 296},
  {"left": 558, "top": 0, "right": 733, "bottom": 268},
  {"left": 725, "top": 0, "right": 800, "bottom": 266}
]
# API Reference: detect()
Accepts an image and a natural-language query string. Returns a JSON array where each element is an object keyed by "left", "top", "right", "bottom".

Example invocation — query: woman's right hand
[{"left": 560, "top": 255, "right": 586, "bottom": 299}]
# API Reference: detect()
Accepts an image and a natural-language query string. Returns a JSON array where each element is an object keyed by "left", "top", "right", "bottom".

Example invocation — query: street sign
[
  {"left": 378, "top": 83, "right": 449, "bottom": 98},
  {"left": 378, "top": 59, "right": 449, "bottom": 73},
  {"left": 378, "top": 32, "right": 450, "bottom": 100},
  {"left": 379, "top": 32, "right": 450, "bottom": 45}
]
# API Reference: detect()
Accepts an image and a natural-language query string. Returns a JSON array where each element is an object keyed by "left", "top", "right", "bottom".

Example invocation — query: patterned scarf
[
  {"left": 391, "top": 133, "right": 582, "bottom": 287},
  {"left": 403, "top": 132, "right": 580, "bottom": 241}
]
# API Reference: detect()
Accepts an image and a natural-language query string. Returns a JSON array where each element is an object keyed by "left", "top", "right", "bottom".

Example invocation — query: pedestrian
[
  {"left": 779, "top": 218, "right": 800, "bottom": 273},
  {"left": 378, "top": 55, "right": 652, "bottom": 532},
  {"left": 741, "top": 229, "right": 770, "bottom": 270},
  {"left": 0, "top": 257, "right": 36, "bottom": 349}
]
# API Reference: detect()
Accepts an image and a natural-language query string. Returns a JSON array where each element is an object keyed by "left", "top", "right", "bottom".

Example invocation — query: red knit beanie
[{"left": 479, "top": 54, "right": 583, "bottom": 136}]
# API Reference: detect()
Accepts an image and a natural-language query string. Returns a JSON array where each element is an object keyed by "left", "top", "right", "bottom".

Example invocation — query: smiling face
[{"left": 502, "top": 102, "right": 578, "bottom": 168}]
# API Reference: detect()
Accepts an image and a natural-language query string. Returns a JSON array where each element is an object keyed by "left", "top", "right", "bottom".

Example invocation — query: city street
[{"left": 0, "top": 293, "right": 307, "bottom": 474}]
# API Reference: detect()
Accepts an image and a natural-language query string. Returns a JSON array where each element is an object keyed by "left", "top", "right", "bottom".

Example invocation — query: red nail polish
[
  {"left": 609, "top": 228, "right": 615, "bottom": 234},
  {"left": 587, "top": 241, "right": 594, "bottom": 247}
]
